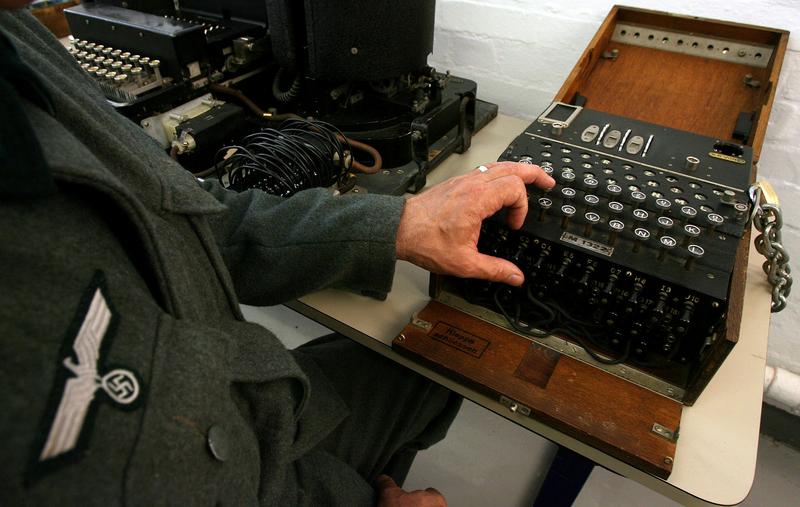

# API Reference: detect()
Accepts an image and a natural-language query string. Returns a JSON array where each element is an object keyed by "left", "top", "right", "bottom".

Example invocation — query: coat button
[{"left": 207, "top": 425, "right": 230, "bottom": 462}]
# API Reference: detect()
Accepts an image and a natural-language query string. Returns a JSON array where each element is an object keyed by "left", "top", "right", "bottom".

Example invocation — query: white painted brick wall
[{"left": 429, "top": 0, "right": 800, "bottom": 374}]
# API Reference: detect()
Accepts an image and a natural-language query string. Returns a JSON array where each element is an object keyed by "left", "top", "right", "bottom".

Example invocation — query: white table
[{"left": 286, "top": 115, "right": 772, "bottom": 506}]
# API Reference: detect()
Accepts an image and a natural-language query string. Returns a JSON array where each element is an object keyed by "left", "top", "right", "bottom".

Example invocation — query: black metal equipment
[
  {"left": 450, "top": 102, "right": 752, "bottom": 391},
  {"left": 62, "top": 0, "right": 497, "bottom": 196}
]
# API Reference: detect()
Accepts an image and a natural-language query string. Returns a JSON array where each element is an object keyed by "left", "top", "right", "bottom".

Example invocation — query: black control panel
[{"left": 451, "top": 104, "right": 753, "bottom": 387}]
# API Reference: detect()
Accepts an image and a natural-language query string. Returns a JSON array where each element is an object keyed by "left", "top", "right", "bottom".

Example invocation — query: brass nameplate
[{"left": 709, "top": 152, "right": 747, "bottom": 164}]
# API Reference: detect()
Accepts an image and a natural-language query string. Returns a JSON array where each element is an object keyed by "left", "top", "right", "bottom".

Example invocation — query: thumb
[
  {"left": 374, "top": 474, "right": 398, "bottom": 492},
  {"left": 469, "top": 252, "right": 525, "bottom": 286}
]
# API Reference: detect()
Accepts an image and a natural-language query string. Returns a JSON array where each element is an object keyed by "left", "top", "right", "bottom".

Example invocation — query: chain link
[{"left": 750, "top": 184, "right": 792, "bottom": 312}]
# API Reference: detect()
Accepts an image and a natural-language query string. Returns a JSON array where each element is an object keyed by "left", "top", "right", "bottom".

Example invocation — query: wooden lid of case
[{"left": 555, "top": 6, "right": 789, "bottom": 163}]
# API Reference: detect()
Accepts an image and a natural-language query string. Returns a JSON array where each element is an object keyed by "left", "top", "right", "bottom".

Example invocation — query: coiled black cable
[
  {"left": 272, "top": 67, "right": 302, "bottom": 103},
  {"left": 214, "top": 119, "right": 351, "bottom": 197}
]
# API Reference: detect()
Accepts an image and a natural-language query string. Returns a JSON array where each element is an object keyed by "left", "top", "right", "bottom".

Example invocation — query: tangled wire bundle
[{"left": 215, "top": 119, "right": 351, "bottom": 197}]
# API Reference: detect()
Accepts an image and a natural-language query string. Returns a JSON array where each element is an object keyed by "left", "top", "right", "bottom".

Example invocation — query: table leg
[{"left": 533, "top": 445, "right": 595, "bottom": 507}]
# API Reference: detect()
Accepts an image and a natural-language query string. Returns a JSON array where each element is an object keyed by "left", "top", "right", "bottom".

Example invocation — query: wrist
[{"left": 395, "top": 196, "right": 416, "bottom": 262}]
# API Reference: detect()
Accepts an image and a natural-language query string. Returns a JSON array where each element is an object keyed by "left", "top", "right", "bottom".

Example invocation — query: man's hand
[
  {"left": 375, "top": 475, "right": 447, "bottom": 507},
  {"left": 396, "top": 161, "right": 555, "bottom": 286}
]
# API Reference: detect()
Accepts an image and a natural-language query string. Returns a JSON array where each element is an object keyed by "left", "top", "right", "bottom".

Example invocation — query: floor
[{"left": 242, "top": 304, "right": 800, "bottom": 507}]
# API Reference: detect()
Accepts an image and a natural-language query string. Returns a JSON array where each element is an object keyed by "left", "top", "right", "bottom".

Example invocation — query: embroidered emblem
[{"left": 39, "top": 286, "right": 140, "bottom": 462}]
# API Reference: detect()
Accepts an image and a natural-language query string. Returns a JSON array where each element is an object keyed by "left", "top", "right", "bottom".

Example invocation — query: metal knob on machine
[
  {"left": 583, "top": 177, "right": 599, "bottom": 192},
  {"left": 561, "top": 204, "right": 577, "bottom": 229},
  {"left": 682, "top": 224, "right": 702, "bottom": 246},
  {"left": 551, "top": 122, "right": 566, "bottom": 136},
  {"left": 680, "top": 205, "right": 698, "bottom": 225},
  {"left": 706, "top": 213, "right": 725, "bottom": 232},
  {"left": 583, "top": 194, "right": 600, "bottom": 212},
  {"left": 685, "top": 244, "right": 705, "bottom": 270},
  {"left": 149, "top": 59, "right": 163, "bottom": 81},
  {"left": 631, "top": 191, "right": 647, "bottom": 208},
  {"left": 633, "top": 227, "right": 651, "bottom": 253},
  {"left": 608, "top": 201, "right": 624, "bottom": 216},
  {"left": 722, "top": 189, "right": 737, "bottom": 204},
  {"left": 131, "top": 67, "right": 144, "bottom": 85},
  {"left": 584, "top": 212, "right": 601, "bottom": 238},
  {"left": 657, "top": 216, "right": 674, "bottom": 237},
  {"left": 538, "top": 197, "right": 553, "bottom": 221},
  {"left": 655, "top": 198, "right": 672, "bottom": 215},
  {"left": 685, "top": 156, "right": 700, "bottom": 172},
  {"left": 658, "top": 235, "right": 677, "bottom": 261},
  {"left": 734, "top": 202, "right": 749, "bottom": 223},
  {"left": 561, "top": 187, "right": 577, "bottom": 201},
  {"left": 606, "top": 184, "right": 623, "bottom": 198},
  {"left": 608, "top": 219, "right": 625, "bottom": 246}
]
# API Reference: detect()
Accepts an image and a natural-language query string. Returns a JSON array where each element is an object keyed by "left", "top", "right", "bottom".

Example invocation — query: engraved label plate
[
  {"left": 560, "top": 232, "right": 614, "bottom": 256},
  {"left": 429, "top": 322, "right": 490, "bottom": 358}
]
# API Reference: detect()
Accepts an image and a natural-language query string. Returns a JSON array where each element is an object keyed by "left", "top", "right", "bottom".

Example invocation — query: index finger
[
  {"left": 478, "top": 161, "right": 555, "bottom": 189},
  {"left": 487, "top": 174, "right": 530, "bottom": 229}
]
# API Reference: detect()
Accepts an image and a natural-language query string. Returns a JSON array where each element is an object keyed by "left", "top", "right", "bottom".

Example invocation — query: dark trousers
[{"left": 294, "top": 334, "right": 462, "bottom": 485}]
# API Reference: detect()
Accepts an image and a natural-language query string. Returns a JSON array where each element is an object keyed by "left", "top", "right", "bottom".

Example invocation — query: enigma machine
[
  {"left": 393, "top": 6, "right": 791, "bottom": 478},
  {"left": 62, "top": 0, "right": 496, "bottom": 195}
]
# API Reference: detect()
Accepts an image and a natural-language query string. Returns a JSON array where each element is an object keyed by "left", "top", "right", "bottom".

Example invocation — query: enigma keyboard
[{"left": 453, "top": 102, "right": 753, "bottom": 393}]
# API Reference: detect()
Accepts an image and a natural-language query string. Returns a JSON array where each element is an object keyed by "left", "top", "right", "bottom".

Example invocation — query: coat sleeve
[{"left": 199, "top": 179, "right": 406, "bottom": 306}]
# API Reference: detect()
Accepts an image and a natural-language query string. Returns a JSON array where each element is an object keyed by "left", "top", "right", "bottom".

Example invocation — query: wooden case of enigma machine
[{"left": 392, "top": 6, "right": 789, "bottom": 478}]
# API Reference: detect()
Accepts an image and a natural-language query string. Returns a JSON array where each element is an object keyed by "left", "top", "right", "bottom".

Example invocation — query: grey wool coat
[{"left": 0, "top": 10, "right": 458, "bottom": 507}]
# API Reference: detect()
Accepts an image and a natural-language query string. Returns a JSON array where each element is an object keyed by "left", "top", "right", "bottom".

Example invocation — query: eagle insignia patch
[{"left": 37, "top": 272, "right": 142, "bottom": 464}]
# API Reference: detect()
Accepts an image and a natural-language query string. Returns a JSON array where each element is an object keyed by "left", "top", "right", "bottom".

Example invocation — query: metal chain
[{"left": 750, "top": 184, "right": 792, "bottom": 312}]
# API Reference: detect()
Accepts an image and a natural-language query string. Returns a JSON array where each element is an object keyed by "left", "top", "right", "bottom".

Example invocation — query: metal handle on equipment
[{"left": 749, "top": 180, "right": 792, "bottom": 312}]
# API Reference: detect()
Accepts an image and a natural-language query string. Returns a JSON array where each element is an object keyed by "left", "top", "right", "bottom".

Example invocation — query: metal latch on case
[
  {"left": 750, "top": 179, "right": 780, "bottom": 208},
  {"left": 652, "top": 422, "right": 679, "bottom": 442},
  {"left": 499, "top": 395, "right": 531, "bottom": 416}
]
